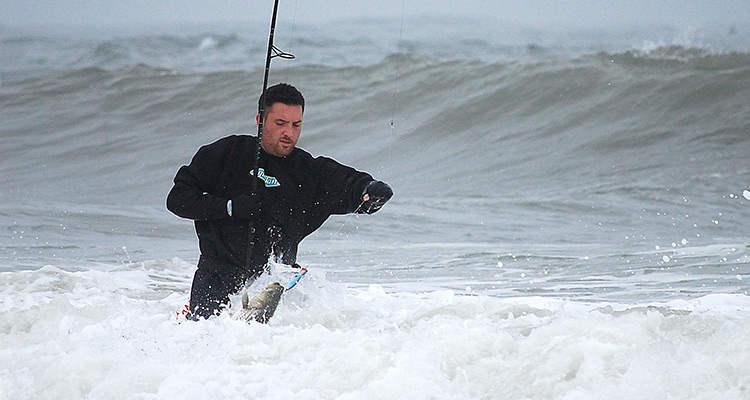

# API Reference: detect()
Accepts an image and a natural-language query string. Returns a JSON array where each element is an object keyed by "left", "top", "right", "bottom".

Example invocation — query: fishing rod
[
  {"left": 245, "top": 0, "right": 295, "bottom": 273},
  {"left": 253, "top": 0, "right": 295, "bottom": 192}
]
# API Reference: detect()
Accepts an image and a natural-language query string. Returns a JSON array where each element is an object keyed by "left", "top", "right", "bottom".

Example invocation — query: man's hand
[{"left": 359, "top": 180, "right": 393, "bottom": 214}]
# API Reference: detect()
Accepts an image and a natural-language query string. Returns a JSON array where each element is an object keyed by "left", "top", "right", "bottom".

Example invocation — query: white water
[{"left": 2, "top": 262, "right": 749, "bottom": 399}]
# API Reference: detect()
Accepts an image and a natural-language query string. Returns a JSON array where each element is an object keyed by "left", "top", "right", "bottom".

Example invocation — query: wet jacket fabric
[{"left": 167, "top": 134, "right": 374, "bottom": 275}]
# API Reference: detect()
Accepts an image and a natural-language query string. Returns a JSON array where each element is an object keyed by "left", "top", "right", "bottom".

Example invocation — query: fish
[{"left": 232, "top": 282, "right": 285, "bottom": 324}]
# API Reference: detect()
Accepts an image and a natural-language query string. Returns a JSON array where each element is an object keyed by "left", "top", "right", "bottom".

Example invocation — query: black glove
[
  {"left": 359, "top": 180, "right": 393, "bottom": 214},
  {"left": 232, "top": 193, "right": 259, "bottom": 219}
]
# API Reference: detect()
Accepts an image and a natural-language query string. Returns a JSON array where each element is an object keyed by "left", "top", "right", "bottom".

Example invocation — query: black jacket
[{"left": 167, "top": 135, "right": 374, "bottom": 272}]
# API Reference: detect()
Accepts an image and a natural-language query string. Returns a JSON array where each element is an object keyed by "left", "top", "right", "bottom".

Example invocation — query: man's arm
[
  {"left": 166, "top": 139, "right": 260, "bottom": 221},
  {"left": 166, "top": 163, "right": 232, "bottom": 221},
  {"left": 314, "top": 155, "right": 392, "bottom": 215}
]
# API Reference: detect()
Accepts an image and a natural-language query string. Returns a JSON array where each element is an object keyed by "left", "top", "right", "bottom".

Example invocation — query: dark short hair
[{"left": 258, "top": 83, "right": 305, "bottom": 114}]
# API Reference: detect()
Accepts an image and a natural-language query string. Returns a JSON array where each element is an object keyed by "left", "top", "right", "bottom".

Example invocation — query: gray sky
[{"left": 2, "top": 0, "right": 748, "bottom": 29}]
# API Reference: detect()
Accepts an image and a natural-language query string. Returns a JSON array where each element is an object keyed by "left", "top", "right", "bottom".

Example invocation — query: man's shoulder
[
  {"left": 287, "top": 148, "right": 345, "bottom": 177},
  {"left": 198, "top": 134, "right": 257, "bottom": 153},
  {"left": 291, "top": 146, "right": 314, "bottom": 161},
  {"left": 303, "top": 152, "right": 354, "bottom": 174},
  {"left": 291, "top": 147, "right": 341, "bottom": 166},
  {"left": 311, "top": 153, "right": 348, "bottom": 169},
  {"left": 211, "top": 134, "right": 256, "bottom": 146}
]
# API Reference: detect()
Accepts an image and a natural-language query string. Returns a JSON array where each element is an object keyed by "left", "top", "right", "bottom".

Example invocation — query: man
[{"left": 167, "top": 83, "right": 393, "bottom": 320}]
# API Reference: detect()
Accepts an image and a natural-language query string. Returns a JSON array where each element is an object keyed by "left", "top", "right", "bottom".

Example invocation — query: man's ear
[{"left": 255, "top": 113, "right": 260, "bottom": 126}]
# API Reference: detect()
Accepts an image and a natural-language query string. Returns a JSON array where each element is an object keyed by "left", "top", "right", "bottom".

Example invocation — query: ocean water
[{"left": 1, "top": 15, "right": 750, "bottom": 399}]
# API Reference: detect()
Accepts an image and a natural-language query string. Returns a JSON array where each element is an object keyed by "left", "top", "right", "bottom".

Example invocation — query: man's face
[{"left": 259, "top": 102, "right": 303, "bottom": 157}]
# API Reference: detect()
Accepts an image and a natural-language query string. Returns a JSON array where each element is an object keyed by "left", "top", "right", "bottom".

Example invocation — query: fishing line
[
  {"left": 387, "top": 0, "right": 407, "bottom": 166},
  {"left": 333, "top": 4, "right": 407, "bottom": 235},
  {"left": 334, "top": 3, "right": 406, "bottom": 236},
  {"left": 334, "top": 199, "right": 368, "bottom": 235},
  {"left": 390, "top": 0, "right": 406, "bottom": 129},
  {"left": 282, "top": 0, "right": 299, "bottom": 82}
]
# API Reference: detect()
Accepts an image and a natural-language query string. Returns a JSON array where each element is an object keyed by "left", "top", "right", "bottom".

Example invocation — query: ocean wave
[
  {"left": 598, "top": 45, "right": 750, "bottom": 70},
  {"left": 4, "top": 20, "right": 749, "bottom": 81},
  {"left": 3, "top": 45, "right": 749, "bottom": 190}
]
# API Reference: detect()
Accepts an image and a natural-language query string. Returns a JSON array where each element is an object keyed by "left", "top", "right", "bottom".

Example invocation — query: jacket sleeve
[
  {"left": 315, "top": 156, "right": 374, "bottom": 215},
  {"left": 166, "top": 140, "right": 232, "bottom": 221}
]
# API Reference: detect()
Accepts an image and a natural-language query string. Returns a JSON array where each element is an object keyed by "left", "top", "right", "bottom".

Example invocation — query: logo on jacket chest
[{"left": 249, "top": 168, "right": 281, "bottom": 187}]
